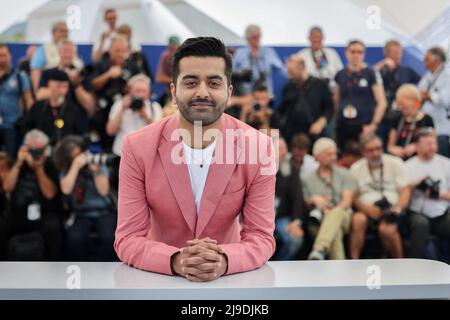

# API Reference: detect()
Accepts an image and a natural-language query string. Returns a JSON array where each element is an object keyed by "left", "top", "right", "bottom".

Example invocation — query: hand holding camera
[
  {"left": 108, "top": 65, "right": 122, "bottom": 79},
  {"left": 416, "top": 176, "right": 441, "bottom": 199}
]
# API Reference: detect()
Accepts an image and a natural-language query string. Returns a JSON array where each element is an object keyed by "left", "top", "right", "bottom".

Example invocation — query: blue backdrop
[{"left": 7, "top": 43, "right": 425, "bottom": 108}]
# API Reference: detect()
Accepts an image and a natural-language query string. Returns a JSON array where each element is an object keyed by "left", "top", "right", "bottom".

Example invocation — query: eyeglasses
[
  {"left": 364, "top": 146, "right": 382, "bottom": 153},
  {"left": 350, "top": 49, "right": 365, "bottom": 55}
]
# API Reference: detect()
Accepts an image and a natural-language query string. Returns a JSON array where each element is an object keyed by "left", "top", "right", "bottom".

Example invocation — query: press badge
[
  {"left": 359, "top": 78, "right": 368, "bottom": 87},
  {"left": 343, "top": 104, "right": 358, "bottom": 119},
  {"left": 27, "top": 203, "right": 41, "bottom": 221}
]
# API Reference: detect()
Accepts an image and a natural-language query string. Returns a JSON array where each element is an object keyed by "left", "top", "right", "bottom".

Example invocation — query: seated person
[
  {"left": 336, "top": 140, "right": 362, "bottom": 169},
  {"left": 387, "top": 84, "right": 434, "bottom": 160},
  {"left": 272, "top": 137, "right": 307, "bottom": 260},
  {"left": 302, "top": 138, "right": 356, "bottom": 260},
  {"left": 405, "top": 128, "right": 450, "bottom": 258},
  {"left": 55, "top": 135, "right": 116, "bottom": 261},
  {"left": 1, "top": 130, "right": 62, "bottom": 260},
  {"left": 349, "top": 134, "right": 410, "bottom": 259}
]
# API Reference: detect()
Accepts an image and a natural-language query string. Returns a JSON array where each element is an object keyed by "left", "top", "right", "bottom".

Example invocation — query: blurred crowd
[{"left": 0, "top": 8, "right": 449, "bottom": 262}]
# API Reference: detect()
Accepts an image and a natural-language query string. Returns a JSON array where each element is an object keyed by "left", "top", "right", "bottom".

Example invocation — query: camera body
[
  {"left": 417, "top": 176, "right": 441, "bottom": 199},
  {"left": 130, "top": 96, "right": 144, "bottom": 111},
  {"left": 374, "top": 196, "right": 398, "bottom": 223},
  {"left": 29, "top": 148, "right": 44, "bottom": 161}
]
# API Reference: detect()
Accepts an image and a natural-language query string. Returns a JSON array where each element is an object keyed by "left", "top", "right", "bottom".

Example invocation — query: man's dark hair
[
  {"left": 309, "top": 26, "right": 323, "bottom": 36},
  {"left": 252, "top": 80, "right": 268, "bottom": 93},
  {"left": 290, "top": 133, "right": 311, "bottom": 151},
  {"left": 427, "top": 47, "right": 447, "bottom": 63},
  {"left": 104, "top": 8, "right": 116, "bottom": 18},
  {"left": 172, "top": 37, "right": 233, "bottom": 86},
  {"left": 342, "top": 140, "right": 362, "bottom": 157},
  {"left": 347, "top": 39, "right": 366, "bottom": 49}
]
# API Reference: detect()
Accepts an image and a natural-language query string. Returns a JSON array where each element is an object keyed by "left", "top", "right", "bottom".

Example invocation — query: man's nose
[{"left": 195, "top": 82, "right": 210, "bottom": 99}]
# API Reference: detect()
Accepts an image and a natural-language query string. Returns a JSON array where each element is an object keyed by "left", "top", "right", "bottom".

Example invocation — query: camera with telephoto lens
[
  {"left": 374, "top": 196, "right": 398, "bottom": 223},
  {"left": 130, "top": 96, "right": 144, "bottom": 111},
  {"left": 416, "top": 176, "right": 441, "bottom": 199},
  {"left": 86, "top": 152, "right": 118, "bottom": 167}
]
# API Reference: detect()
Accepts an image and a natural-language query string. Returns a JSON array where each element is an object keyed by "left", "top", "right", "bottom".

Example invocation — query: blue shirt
[
  {"left": 380, "top": 64, "right": 421, "bottom": 106},
  {"left": 30, "top": 45, "right": 47, "bottom": 70},
  {"left": 0, "top": 69, "right": 31, "bottom": 129},
  {"left": 60, "top": 165, "right": 111, "bottom": 217},
  {"left": 335, "top": 66, "right": 382, "bottom": 125},
  {"left": 232, "top": 46, "right": 286, "bottom": 95}
]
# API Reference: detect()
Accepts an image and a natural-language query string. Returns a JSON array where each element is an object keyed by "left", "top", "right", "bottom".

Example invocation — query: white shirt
[
  {"left": 183, "top": 140, "right": 217, "bottom": 215},
  {"left": 405, "top": 154, "right": 450, "bottom": 218},
  {"left": 350, "top": 154, "right": 408, "bottom": 206},
  {"left": 109, "top": 99, "right": 163, "bottom": 156},
  {"left": 300, "top": 154, "right": 319, "bottom": 178},
  {"left": 418, "top": 65, "right": 450, "bottom": 135},
  {"left": 297, "top": 47, "right": 344, "bottom": 88}
]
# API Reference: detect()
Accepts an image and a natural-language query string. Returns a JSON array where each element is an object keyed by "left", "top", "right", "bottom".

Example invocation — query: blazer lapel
[
  {"left": 158, "top": 116, "right": 197, "bottom": 235},
  {"left": 196, "top": 116, "right": 242, "bottom": 237}
]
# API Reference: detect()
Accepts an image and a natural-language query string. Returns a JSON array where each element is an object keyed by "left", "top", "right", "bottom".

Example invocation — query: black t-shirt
[
  {"left": 278, "top": 76, "right": 333, "bottom": 142},
  {"left": 390, "top": 113, "right": 434, "bottom": 147},
  {"left": 10, "top": 159, "right": 61, "bottom": 216},
  {"left": 90, "top": 57, "right": 141, "bottom": 104},
  {"left": 335, "top": 66, "right": 379, "bottom": 125},
  {"left": 25, "top": 100, "right": 87, "bottom": 146}
]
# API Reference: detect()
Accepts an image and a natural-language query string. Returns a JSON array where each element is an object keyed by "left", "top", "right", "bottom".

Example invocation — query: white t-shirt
[
  {"left": 183, "top": 140, "right": 217, "bottom": 215},
  {"left": 109, "top": 99, "right": 163, "bottom": 156},
  {"left": 405, "top": 155, "right": 450, "bottom": 218},
  {"left": 297, "top": 47, "right": 344, "bottom": 88},
  {"left": 350, "top": 154, "right": 408, "bottom": 206},
  {"left": 299, "top": 154, "right": 319, "bottom": 179},
  {"left": 93, "top": 30, "right": 118, "bottom": 54}
]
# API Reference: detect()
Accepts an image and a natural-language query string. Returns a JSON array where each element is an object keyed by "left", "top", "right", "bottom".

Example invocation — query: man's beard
[
  {"left": 177, "top": 97, "right": 225, "bottom": 127},
  {"left": 368, "top": 156, "right": 383, "bottom": 168}
]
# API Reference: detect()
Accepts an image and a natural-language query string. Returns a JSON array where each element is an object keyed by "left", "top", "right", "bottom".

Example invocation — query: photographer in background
[
  {"left": 106, "top": 74, "right": 162, "bottom": 156},
  {"left": 25, "top": 69, "right": 86, "bottom": 149},
  {"left": 1, "top": 130, "right": 62, "bottom": 260},
  {"left": 244, "top": 82, "right": 274, "bottom": 130},
  {"left": 405, "top": 128, "right": 450, "bottom": 258},
  {"left": 278, "top": 54, "right": 333, "bottom": 145},
  {"left": 55, "top": 135, "right": 116, "bottom": 261},
  {"left": 418, "top": 47, "right": 450, "bottom": 157},
  {"left": 36, "top": 39, "right": 96, "bottom": 119},
  {"left": 91, "top": 36, "right": 141, "bottom": 151},
  {"left": 349, "top": 134, "right": 410, "bottom": 259},
  {"left": 302, "top": 138, "right": 356, "bottom": 260},
  {"left": 387, "top": 84, "right": 434, "bottom": 160},
  {"left": 232, "top": 24, "right": 286, "bottom": 97}
]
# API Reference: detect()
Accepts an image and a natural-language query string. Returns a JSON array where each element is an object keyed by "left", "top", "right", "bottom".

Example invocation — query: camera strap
[
  {"left": 315, "top": 168, "right": 337, "bottom": 207},
  {"left": 368, "top": 162, "right": 385, "bottom": 196},
  {"left": 395, "top": 111, "right": 419, "bottom": 146}
]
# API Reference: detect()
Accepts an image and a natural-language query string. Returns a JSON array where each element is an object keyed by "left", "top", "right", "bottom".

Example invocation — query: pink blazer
[{"left": 114, "top": 113, "right": 276, "bottom": 276}]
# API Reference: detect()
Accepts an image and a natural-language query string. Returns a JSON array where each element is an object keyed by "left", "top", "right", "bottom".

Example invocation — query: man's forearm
[{"left": 35, "top": 166, "right": 57, "bottom": 199}]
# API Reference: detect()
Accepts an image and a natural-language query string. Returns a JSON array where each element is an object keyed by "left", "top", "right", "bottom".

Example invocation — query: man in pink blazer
[{"left": 115, "top": 37, "right": 276, "bottom": 281}]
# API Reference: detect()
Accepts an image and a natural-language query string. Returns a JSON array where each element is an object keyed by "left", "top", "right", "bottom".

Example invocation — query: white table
[{"left": 0, "top": 259, "right": 449, "bottom": 299}]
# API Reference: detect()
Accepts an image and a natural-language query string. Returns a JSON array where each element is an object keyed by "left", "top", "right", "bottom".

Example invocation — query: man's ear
[
  {"left": 228, "top": 84, "right": 233, "bottom": 100},
  {"left": 170, "top": 82, "right": 177, "bottom": 105}
]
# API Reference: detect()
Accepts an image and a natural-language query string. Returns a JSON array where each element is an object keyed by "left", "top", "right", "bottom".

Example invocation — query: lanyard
[
  {"left": 368, "top": 163, "right": 384, "bottom": 195},
  {"left": 396, "top": 112, "right": 419, "bottom": 146},
  {"left": 316, "top": 168, "right": 337, "bottom": 206}
]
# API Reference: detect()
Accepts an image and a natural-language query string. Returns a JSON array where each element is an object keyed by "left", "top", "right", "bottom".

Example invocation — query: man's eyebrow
[
  {"left": 207, "top": 75, "right": 224, "bottom": 81},
  {"left": 181, "top": 75, "right": 225, "bottom": 81},
  {"left": 181, "top": 75, "right": 199, "bottom": 81}
]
